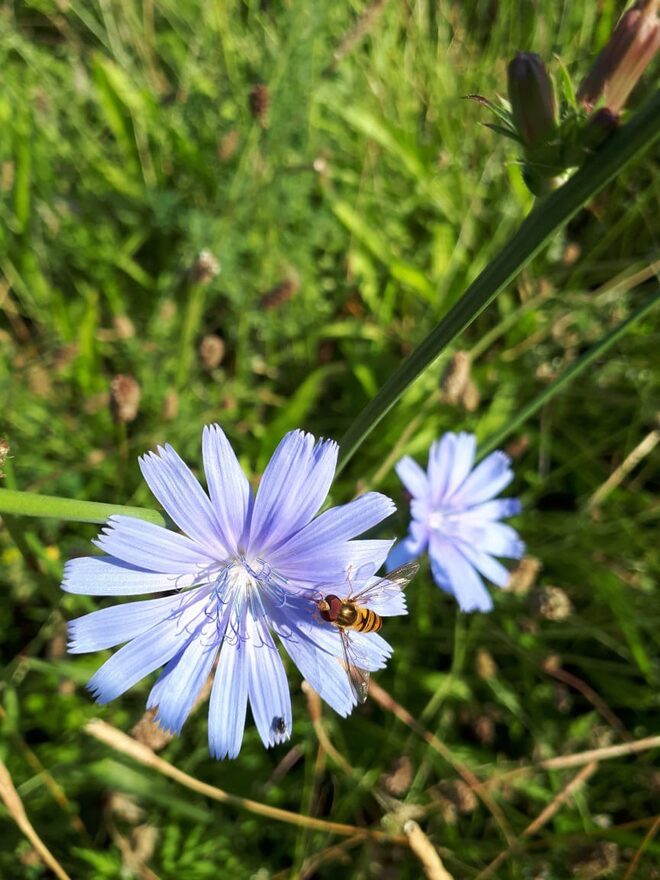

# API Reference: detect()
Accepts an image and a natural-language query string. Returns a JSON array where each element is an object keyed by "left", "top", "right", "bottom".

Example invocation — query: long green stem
[
  {"left": 0, "top": 489, "right": 166, "bottom": 527},
  {"left": 336, "top": 90, "right": 660, "bottom": 473},
  {"left": 477, "top": 289, "right": 660, "bottom": 459}
]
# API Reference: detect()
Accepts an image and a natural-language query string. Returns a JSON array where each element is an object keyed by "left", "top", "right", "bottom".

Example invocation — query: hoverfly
[{"left": 316, "top": 561, "right": 419, "bottom": 704}]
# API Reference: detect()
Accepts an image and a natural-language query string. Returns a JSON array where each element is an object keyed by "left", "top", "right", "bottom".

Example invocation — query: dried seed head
[
  {"left": 219, "top": 129, "right": 239, "bottom": 162},
  {"left": 461, "top": 377, "right": 481, "bottom": 412},
  {"left": 473, "top": 714, "right": 495, "bottom": 745},
  {"left": 506, "top": 434, "right": 530, "bottom": 459},
  {"left": 162, "top": 390, "right": 179, "bottom": 421},
  {"left": 0, "top": 437, "right": 9, "bottom": 478},
  {"left": 199, "top": 334, "right": 225, "bottom": 370},
  {"left": 131, "top": 709, "right": 174, "bottom": 751},
  {"left": 110, "top": 375, "right": 141, "bottom": 423},
  {"left": 572, "top": 841, "right": 619, "bottom": 879},
  {"left": 475, "top": 648, "right": 498, "bottom": 680},
  {"left": 507, "top": 556, "right": 542, "bottom": 594},
  {"left": 440, "top": 351, "right": 471, "bottom": 403},
  {"left": 577, "top": 0, "right": 660, "bottom": 113},
  {"left": 381, "top": 756, "right": 414, "bottom": 797},
  {"left": 531, "top": 586, "right": 573, "bottom": 621},
  {"left": 190, "top": 249, "right": 220, "bottom": 285},
  {"left": 249, "top": 83, "right": 270, "bottom": 125},
  {"left": 260, "top": 274, "right": 300, "bottom": 310},
  {"left": 113, "top": 315, "right": 135, "bottom": 339},
  {"left": 447, "top": 780, "right": 478, "bottom": 814}
]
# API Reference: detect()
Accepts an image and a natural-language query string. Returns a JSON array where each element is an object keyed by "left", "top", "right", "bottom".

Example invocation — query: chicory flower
[
  {"left": 63, "top": 427, "right": 399, "bottom": 758},
  {"left": 387, "top": 432, "right": 523, "bottom": 612}
]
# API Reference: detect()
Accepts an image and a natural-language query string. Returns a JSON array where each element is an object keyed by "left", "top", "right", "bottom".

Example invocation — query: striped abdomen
[
  {"left": 349, "top": 604, "right": 382, "bottom": 633},
  {"left": 318, "top": 595, "right": 382, "bottom": 633}
]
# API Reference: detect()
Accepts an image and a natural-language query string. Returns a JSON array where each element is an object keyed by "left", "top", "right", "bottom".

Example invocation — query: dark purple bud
[{"left": 507, "top": 52, "right": 557, "bottom": 148}]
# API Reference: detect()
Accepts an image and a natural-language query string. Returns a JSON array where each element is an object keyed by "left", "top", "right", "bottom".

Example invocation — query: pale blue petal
[
  {"left": 269, "top": 493, "right": 395, "bottom": 565},
  {"left": 249, "top": 431, "right": 338, "bottom": 555},
  {"left": 202, "top": 424, "right": 253, "bottom": 553},
  {"left": 208, "top": 608, "right": 250, "bottom": 759},
  {"left": 270, "top": 538, "right": 393, "bottom": 589},
  {"left": 86, "top": 587, "right": 209, "bottom": 703},
  {"left": 68, "top": 592, "right": 191, "bottom": 653},
  {"left": 386, "top": 536, "right": 422, "bottom": 573},
  {"left": 458, "top": 521, "right": 525, "bottom": 558},
  {"left": 429, "top": 536, "right": 493, "bottom": 612},
  {"left": 346, "top": 630, "right": 393, "bottom": 670},
  {"left": 442, "top": 433, "right": 477, "bottom": 500},
  {"left": 62, "top": 557, "right": 197, "bottom": 596},
  {"left": 153, "top": 631, "right": 220, "bottom": 735},
  {"left": 395, "top": 457, "right": 429, "bottom": 498},
  {"left": 94, "top": 515, "right": 216, "bottom": 574},
  {"left": 459, "top": 498, "right": 522, "bottom": 521},
  {"left": 453, "top": 541, "right": 512, "bottom": 587},
  {"left": 427, "top": 434, "right": 456, "bottom": 502},
  {"left": 139, "top": 445, "right": 227, "bottom": 556},
  {"left": 364, "top": 590, "right": 407, "bottom": 616},
  {"left": 276, "top": 624, "right": 355, "bottom": 717},
  {"left": 88, "top": 620, "right": 189, "bottom": 704},
  {"left": 245, "top": 614, "right": 292, "bottom": 748},
  {"left": 450, "top": 450, "right": 514, "bottom": 506}
]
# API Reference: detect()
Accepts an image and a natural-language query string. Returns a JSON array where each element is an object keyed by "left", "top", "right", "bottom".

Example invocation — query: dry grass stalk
[
  {"left": 482, "top": 734, "right": 660, "bottom": 790},
  {"left": 0, "top": 758, "right": 72, "bottom": 880},
  {"left": 587, "top": 428, "right": 660, "bottom": 511},
  {"left": 476, "top": 761, "right": 599, "bottom": 879},
  {"left": 404, "top": 820, "right": 455, "bottom": 880},
  {"left": 85, "top": 719, "right": 407, "bottom": 845}
]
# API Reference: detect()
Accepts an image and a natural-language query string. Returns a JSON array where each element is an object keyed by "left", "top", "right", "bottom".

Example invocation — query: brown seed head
[
  {"left": 475, "top": 648, "right": 498, "bottom": 680},
  {"left": 0, "top": 438, "right": 9, "bottom": 478},
  {"left": 440, "top": 351, "right": 471, "bottom": 403},
  {"left": 507, "top": 556, "right": 542, "bottom": 594},
  {"left": 110, "top": 375, "right": 141, "bottom": 423},
  {"left": 381, "top": 756, "right": 414, "bottom": 797},
  {"left": 199, "top": 334, "right": 225, "bottom": 370},
  {"left": 260, "top": 274, "right": 300, "bottom": 310},
  {"left": 190, "top": 249, "right": 220, "bottom": 285},
  {"left": 531, "top": 586, "right": 573, "bottom": 621},
  {"left": 249, "top": 83, "right": 270, "bottom": 125}
]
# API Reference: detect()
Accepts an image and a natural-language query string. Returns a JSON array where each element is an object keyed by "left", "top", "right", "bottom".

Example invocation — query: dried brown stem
[
  {"left": 0, "top": 759, "right": 71, "bottom": 880},
  {"left": 405, "top": 820, "right": 455, "bottom": 880},
  {"left": 623, "top": 814, "right": 660, "bottom": 879},
  {"left": 482, "top": 733, "right": 660, "bottom": 788},
  {"left": 85, "top": 719, "right": 407, "bottom": 846},
  {"left": 543, "top": 660, "right": 631, "bottom": 741}
]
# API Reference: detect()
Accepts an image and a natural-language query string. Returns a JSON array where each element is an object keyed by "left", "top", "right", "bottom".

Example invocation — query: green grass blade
[
  {"left": 0, "top": 488, "right": 165, "bottom": 526},
  {"left": 337, "top": 90, "right": 660, "bottom": 473}
]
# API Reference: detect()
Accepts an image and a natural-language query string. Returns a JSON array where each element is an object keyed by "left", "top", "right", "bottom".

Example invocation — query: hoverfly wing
[
  {"left": 350, "top": 561, "right": 420, "bottom": 604},
  {"left": 338, "top": 628, "right": 370, "bottom": 704}
]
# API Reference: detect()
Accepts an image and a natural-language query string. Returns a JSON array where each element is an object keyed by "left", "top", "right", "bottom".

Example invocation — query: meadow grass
[{"left": 1, "top": 1, "right": 659, "bottom": 877}]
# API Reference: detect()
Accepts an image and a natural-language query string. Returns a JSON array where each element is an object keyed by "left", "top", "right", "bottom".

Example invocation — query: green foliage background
[{"left": 0, "top": 0, "right": 658, "bottom": 877}]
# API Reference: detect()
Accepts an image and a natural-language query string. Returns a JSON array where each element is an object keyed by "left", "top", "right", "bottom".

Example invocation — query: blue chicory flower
[
  {"left": 387, "top": 432, "right": 523, "bottom": 613},
  {"left": 62, "top": 426, "right": 400, "bottom": 758}
]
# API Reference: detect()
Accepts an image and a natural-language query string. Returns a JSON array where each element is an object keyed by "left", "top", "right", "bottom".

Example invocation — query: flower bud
[
  {"left": 577, "top": 0, "right": 660, "bottom": 113},
  {"left": 507, "top": 52, "right": 557, "bottom": 148}
]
